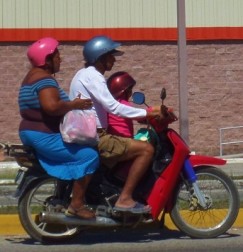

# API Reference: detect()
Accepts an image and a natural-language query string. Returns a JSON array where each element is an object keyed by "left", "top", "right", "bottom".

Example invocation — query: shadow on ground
[{"left": 5, "top": 225, "right": 240, "bottom": 246}]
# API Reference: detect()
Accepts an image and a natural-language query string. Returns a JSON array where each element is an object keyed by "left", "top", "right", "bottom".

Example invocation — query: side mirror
[
  {"left": 132, "top": 92, "right": 145, "bottom": 105},
  {"left": 160, "top": 88, "right": 166, "bottom": 101}
]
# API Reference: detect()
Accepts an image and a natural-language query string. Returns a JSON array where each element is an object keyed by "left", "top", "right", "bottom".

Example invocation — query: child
[
  {"left": 107, "top": 71, "right": 154, "bottom": 142},
  {"left": 107, "top": 71, "right": 136, "bottom": 138}
]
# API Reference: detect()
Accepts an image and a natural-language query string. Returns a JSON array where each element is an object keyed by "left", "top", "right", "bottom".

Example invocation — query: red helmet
[{"left": 107, "top": 71, "right": 136, "bottom": 99}]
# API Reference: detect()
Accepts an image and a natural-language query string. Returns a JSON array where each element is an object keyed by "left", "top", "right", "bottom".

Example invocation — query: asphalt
[{"left": 0, "top": 158, "right": 243, "bottom": 235}]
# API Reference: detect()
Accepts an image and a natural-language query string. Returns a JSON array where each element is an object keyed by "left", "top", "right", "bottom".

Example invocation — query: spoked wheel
[
  {"left": 170, "top": 166, "right": 240, "bottom": 238},
  {"left": 18, "top": 177, "right": 80, "bottom": 243}
]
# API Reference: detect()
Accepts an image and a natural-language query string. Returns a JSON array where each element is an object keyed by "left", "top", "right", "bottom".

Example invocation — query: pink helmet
[
  {"left": 27, "top": 37, "right": 59, "bottom": 67},
  {"left": 107, "top": 71, "right": 136, "bottom": 99}
]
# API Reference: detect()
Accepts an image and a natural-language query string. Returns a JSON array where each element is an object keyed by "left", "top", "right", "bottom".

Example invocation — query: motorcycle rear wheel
[
  {"left": 18, "top": 177, "right": 80, "bottom": 243},
  {"left": 170, "top": 166, "right": 240, "bottom": 238}
]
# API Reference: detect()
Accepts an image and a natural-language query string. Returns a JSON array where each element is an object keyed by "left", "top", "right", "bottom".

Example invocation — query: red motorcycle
[{"left": 1, "top": 88, "right": 240, "bottom": 243}]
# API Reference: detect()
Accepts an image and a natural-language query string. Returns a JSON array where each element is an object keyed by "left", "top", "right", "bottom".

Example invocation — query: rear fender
[{"left": 14, "top": 173, "right": 49, "bottom": 202}]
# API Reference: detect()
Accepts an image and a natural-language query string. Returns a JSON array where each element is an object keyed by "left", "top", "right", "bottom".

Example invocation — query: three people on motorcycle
[
  {"left": 69, "top": 35, "right": 166, "bottom": 214},
  {"left": 18, "top": 37, "right": 99, "bottom": 219}
]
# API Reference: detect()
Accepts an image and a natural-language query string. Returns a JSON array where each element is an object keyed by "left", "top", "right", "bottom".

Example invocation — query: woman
[{"left": 18, "top": 37, "right": 99, "bottom": 219}]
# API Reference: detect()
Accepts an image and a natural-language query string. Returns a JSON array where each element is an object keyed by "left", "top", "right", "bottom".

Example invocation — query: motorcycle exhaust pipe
[{"left": 39, "top": 212, "right": 122, "bottom": 227}]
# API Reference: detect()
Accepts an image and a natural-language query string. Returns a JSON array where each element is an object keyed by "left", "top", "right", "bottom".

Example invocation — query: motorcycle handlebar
[
  {"left": 161, "top": 106, "right": 178, "bottom": 122},
  {"left": 147, "top": 105, "right": 178, "bottom": 133},
  {"left": 132, "top": 89, "right": 178, "bottom": 132}
]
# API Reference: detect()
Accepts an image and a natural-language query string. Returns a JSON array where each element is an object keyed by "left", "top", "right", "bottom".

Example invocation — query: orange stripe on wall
[
  {"left": 0, "top": 27, "right": 243, "bottom": 42},
  {"left": 0, "top": 28, "right": 176, "bottom": 42},
  {"left": 187, "top": 27, "right": 243, "bottom": 40}
]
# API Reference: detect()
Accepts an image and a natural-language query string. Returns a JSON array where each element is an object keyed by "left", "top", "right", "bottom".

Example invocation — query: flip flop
[
  {"left": 65, "top": 205, "right": 96, "bottom": 219},
  {"left": 113, "top": 202, "right": 151, "bottom": 214}
]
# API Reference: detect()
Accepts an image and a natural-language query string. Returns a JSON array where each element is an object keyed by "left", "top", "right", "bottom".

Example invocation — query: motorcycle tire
[
  {"left": 18, "top": 177, "right": 81, "bottom": 243},
  {"left": 170, "top": 166, "right": 240, "bottom": 239}
]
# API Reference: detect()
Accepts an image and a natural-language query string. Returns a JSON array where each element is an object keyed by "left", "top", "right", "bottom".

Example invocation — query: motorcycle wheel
[
  {"left": 170, "top": 166, "right": 240, "bottom": 238},
  {"left": 18, "top": 177, "right": 80, "bottom": 243}
]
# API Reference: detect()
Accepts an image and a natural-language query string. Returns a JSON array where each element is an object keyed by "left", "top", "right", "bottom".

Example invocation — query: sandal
[
  {"left": 113, "top": 202, "right": 151, "bottom": 214},
  {"left": 65, "top": 205, "right": 96, "bottom": 219}
]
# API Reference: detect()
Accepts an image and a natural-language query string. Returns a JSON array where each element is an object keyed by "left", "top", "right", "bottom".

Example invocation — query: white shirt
[{"left": 69, "top": 66, "right": 147, "bottom": 128}]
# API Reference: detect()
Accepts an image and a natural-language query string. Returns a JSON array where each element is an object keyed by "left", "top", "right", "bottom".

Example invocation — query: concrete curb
[
  {"left": 1, "top": 210, "right": 243, "bottom": 236},
  {"left": 0, "top": 161, "right": 19, "bottom": 169}
]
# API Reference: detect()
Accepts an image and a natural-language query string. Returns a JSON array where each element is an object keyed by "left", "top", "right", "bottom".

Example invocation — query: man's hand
[
  {"left": 146, "top": 106, "right": 161, "bottom": 118},
  {"left": 147, "top": 105, "right": 178, "bottom": 122}
]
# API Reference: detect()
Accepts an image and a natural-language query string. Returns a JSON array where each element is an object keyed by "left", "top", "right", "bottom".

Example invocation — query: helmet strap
[{"left": 44, "top": 55, "right": 55, "bottom": 74}]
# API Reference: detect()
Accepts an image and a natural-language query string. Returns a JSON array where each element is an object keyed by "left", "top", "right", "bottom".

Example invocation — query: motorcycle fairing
[
  {"left": 147, "top": 129, "right": 190, "bottom": 218},
  {"left": 146, "top": 129, "right": 227, "bottom": 218}
]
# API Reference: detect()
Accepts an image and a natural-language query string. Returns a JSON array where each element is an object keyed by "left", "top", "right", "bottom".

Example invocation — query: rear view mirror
[
  {"left": 160, "top": 88, "right": 166, "bottom": 101},
  {"left": 132, "top": 92, "right": 145, "bottom": 105}
]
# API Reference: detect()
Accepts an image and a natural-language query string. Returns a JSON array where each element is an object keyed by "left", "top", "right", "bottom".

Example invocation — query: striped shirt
[{"left": 18, "top": 77, "right": 69, "bottom": 133}]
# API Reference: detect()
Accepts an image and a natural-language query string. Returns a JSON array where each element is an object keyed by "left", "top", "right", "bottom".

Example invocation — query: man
[{"left": 69, "top": 35, "right": 164, "bottom": 214}]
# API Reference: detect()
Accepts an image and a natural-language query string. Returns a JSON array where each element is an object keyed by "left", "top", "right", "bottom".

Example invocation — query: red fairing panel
[
  {"left": 189, "top": 155, "right": 226, "bottom": 166},
  {"left": 147, "top": 130, "right": 190, "bottom": 218}
]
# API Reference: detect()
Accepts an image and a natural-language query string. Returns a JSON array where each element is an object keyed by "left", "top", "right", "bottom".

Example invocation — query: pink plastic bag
[{"left": 60, "top": 110, "right": 98, "bottom": 146}]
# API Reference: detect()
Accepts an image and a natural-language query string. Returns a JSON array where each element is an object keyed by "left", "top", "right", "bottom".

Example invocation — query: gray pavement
[
  {"left": 217, "top": 158, "right": 243, "bottom": 177},
  {"left": 216, "top": 159, "right": 243, "bottom": 201}
]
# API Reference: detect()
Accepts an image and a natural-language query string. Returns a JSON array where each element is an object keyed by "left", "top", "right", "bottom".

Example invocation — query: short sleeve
[{"left": 35, "top": 77, "right": 58, "bottom": 93}]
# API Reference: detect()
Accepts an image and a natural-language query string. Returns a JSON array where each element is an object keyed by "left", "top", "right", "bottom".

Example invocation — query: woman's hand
[{"left": 39, "top": 88, "right": 93, "bottom": 116}]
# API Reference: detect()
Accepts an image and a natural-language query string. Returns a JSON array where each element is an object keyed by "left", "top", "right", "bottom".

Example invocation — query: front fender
[
  {"left": 165, "top": 155, "right": 226, "bottom": 213},
  {"left": 189, "top": 154, "right": 226, "bottom": 167}
]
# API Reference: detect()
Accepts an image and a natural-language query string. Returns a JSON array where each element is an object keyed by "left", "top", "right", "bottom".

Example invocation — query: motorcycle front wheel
[
  {"left": 170, "top": 166, "right": 240, "bottom": 238},
  {"left": 18, "top": 177, "right": 80, "bottom": 243}
]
